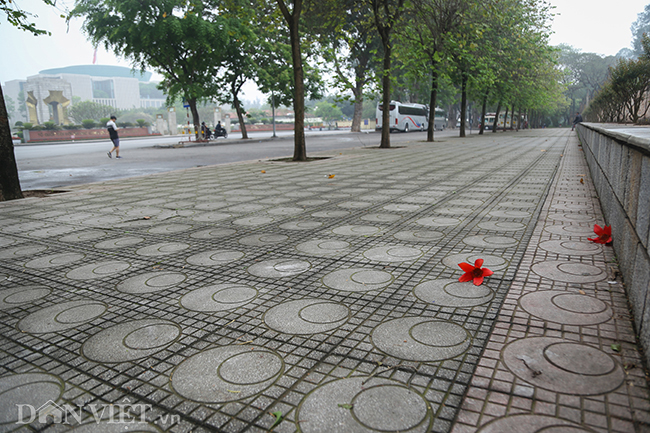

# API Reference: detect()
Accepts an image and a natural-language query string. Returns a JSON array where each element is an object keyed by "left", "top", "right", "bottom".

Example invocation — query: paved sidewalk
[{"left": 0, "top": 129, "right": 647, "bottom": 432}]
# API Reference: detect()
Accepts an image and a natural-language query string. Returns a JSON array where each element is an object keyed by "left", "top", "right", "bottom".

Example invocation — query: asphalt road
[{"left": 14, "top": 128, "right": 471, "bottom": 190}]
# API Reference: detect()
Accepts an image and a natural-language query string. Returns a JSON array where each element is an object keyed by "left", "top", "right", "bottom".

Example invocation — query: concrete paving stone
[{"left": 1, "top": 129, "right": 647, "bottom": 432}]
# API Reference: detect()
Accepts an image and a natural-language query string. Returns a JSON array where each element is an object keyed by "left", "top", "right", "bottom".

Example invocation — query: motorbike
[{"left": 210, "top": 128, "right": 228, "bottom": 139}]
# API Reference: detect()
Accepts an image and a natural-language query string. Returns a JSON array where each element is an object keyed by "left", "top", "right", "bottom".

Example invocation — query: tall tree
[
  {"left": 308, "top": 0, "right": 381, "bottom": 132},
  {"left": 632, "top": 4, "right": 650, "bottom": 57},
  {"left": 369, "top": 0, "right": 405, "bottom": 149},
  {"left": 73, "top": 0, "right": 228, "bottom": 138},
  {"left": 275, "top": 0, "right": 308, "bottom": 160},
  {"left": 399, "top": 0, "right": 466, "bottom": 142}
]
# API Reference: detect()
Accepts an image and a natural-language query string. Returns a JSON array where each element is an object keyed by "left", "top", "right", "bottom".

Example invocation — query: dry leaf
[
  {"left": 328, "top": 174, "right": 335, "bottom": 179},
  {"left": 261, "top": 170, "right": 266, "bottom": 173},
  {"left": 580, "top": 178, "right": 584, "bottom": 184},
  {"left": 579, "top": 289, "right": 586, "bottom": 295},
  {"left": 143, "top": 216, "right": 151, "bottom": 220}
]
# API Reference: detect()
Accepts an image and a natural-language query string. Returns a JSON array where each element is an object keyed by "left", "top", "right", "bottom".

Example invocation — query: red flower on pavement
[
  {"left": 588, "top": 224, "right": 612, "bottom": 245},
  {"left": 458, "top": 259, "right": 494, "bottom": 286}
]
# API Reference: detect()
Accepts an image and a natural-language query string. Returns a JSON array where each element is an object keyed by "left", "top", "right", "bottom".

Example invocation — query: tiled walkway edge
[{"left": 452, "top": 132, "right": 650, "bottom": 432}]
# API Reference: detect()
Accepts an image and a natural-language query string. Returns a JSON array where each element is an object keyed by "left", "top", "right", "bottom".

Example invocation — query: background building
[{"left": 2, "top": 65, "right": 166, "bottom": 125}]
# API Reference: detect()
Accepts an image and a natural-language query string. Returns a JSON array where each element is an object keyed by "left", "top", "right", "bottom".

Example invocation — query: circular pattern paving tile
[
  {"left": 267, "top": 206, "right": 304, "bottom": 216},
  {"left": 531, "top": 260, "right": 607, "bottom": 283},
  {"left": 225, "top": 203, "right": 266, "bottom": 213},
  {"left": 414, "top": 278, "right": 494, "bottom": 307},
  {"left": 442, "top": 253, "right": 508, "bottom": 271},
  {"left": 192, "top": 212, "right": 232, "bottom": 223},
  {"left": 248, "top": 258, "right": 311, "bottom": 278},
  {"left": 360, "top": 213, "right": 401, "bottom": 223},
  {"left": 477, "top": 221, "right": 526, "bottom": 232},
  {"left": 66, "top": 261, "right": 130, "bottom": 280},
  {"left": 322, "top": 268, "right": 393, "bottom": 292},
  {"left": 297, "top": 199, "right": 329, "bottom": 206},
  {"left": 296, "top": 377, "right": 432, "bottom": 433},
  {"left": 519, "top": 291, "right": 612, "bottom": 325},
  {"left": 447, "top": 199, "right": 483, "bottom": 206},
  {"left": 28, "top": 226, "right": 74, "bottom": 238},
  {"left": 539, "top": 240, "right": 601, "bottom": 256},
  {"left": 497, "top": 201, "right": 536, "bottom": 209},
  {"left": 312, "top": 210, "right": 350, "bottom": 218},
  {"left": 547, "top": 213, "right": 595, "bottom": 223},
  {"left": 551, "top": 203, "right": 592, "bottom": 211},
  {"left": 94, "top": 236, "right": 144, "bottom": 249},
  {"left": 233, "top": 216, "right": 275, "bottom": 226},
  {"left": 0, "top": 373, "right": 64, "bottom": 425},
  {"left": 279, "top": 221, "right": 323, "bottom": 231},
  {"left": 82, "top": 319, "right": 181, "bottom": 363},
  {"left": 338, "top": 201, "right": 373, "bottom": 209},
  {"left": 117, "top": 271, "right": 187, "bottom": 294},
  {"left": 544, "top": 224, "right": 594, "bottom": 236},
  {"left": 489, "top": 210, "right": 531, "bottom": 218},
  {"left": 171, "top": 346, "right": 284, "bottom": 403},
  {"left": 502, "top": 337, "right": 624, "bottom": 395},
  {"left": 332, "top": 225, "right": 381, "bottom": 236},
  {"left": 383, "top": 203, "right": 422, "bottom": 212},
  {"left": 477, "top": 414, "right": 596, "bottom": 433},
  {"left": 18, "top": 300, "right": 107, "bottom": 333},
  {"left": 363, "top": 246, "right": 423, "bottom": 262},
  {"left": 0, "top": 286, "right": 50, "bottom": 310},
  {"left": 462, "top": 235, "right": 518, "bottom": 249},
  {"left": 135, "top": 242, "right": 190, "bottom": 257},
  {"left": 148, "top": 224, "right": 193, "bottom": 234},
  {"left": 238, "top": 233, "right": 289, "bottom": 246},
  {"left": 264, "top": 298, "right": 350, "bottom": 334},
  {"left": 371, "top": 317, "right": 471, "bottom": 362},
  {"left": 415, "top": 217, "right": 461, "bottom": 227},
  {"left": 25, "top": 252, "right": 85, "bottom": 269},
  {"left": 296, "top": 239, "right": 352, "bottom": 256},
  {"left": 393, "top": 230, "right": 444, "bottom": 242},
  {"left": 0, "top": 244, "right": 48, "bottom": 259},
  {"left": 186, "top": 250, "right": 245, "bottom": 267},
  {"left": 180, "top": 284, "right": 258, "bottom": 312},
  {"left": 435, "top": 207, "right": 474, "bottom": 215},
  {"left": 190, "top": 228, "right": 236, "bottom": 239},
  {"left": 59, "top": 230, "right": 107, "bottom": 243}
]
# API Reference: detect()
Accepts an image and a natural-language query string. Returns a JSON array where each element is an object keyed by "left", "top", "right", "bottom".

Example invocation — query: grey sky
[{"left": 1, "top": 0, "right": 648, "bottom": 88}]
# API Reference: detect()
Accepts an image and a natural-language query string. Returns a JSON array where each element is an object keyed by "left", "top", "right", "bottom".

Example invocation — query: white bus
[{"left": 376, "top": 101, "right": 428, "bottom": 132}]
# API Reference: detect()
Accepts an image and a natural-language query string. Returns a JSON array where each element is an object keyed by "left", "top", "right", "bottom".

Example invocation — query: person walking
[
  {"left": 107, "top": 115, "right": 121, "bottom": 158},
  {"left": 572, "top": 112, "right": 583, "bottom": 131}
]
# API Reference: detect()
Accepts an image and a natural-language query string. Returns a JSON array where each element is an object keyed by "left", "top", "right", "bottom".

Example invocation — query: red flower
[
  {"left": 588, "top": 224, "right": 612, "bottom": 244},
  {"left": 458, "top": 259, "right": 494, "bottom": 286}
]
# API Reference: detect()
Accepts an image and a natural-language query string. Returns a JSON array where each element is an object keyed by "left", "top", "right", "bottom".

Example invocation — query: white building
[{"left": 2, "top": 65, "right": 166, "bottom": 125}]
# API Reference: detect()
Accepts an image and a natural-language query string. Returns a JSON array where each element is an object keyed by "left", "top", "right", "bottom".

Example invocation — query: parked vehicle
[
  {"left": 376, "top": 101, "right": 428, "bottom": 132},
  {"left": 210, "top": 128, "right": 228, "bottom": 139}
]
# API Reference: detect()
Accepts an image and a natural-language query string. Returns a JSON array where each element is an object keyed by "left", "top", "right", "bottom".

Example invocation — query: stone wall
[
  {"left": 577, "top": 123, "right": 650, "bottom": 353},
  {"left": 24, "top": 127, "right": 159, "bottom": 143}
]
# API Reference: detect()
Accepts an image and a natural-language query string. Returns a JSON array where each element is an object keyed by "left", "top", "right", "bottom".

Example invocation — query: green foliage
[
  {"left": 21, "top": 123, "right": 33, "bottom": 130},
  {"left": 72, "top": 0, "right": 230, "bottom": 133},
  {"left": 14, "top": 121, "right": 23, "bottom": 127},
  {"left": 1, "top": 0, "right": 60, "bottom": 36},
  {"left": 136, "top": 119, "right": 148, "bottom": 127},
  {"left": 42, "top": 121, "right": 59, "bottom": 130},
  {"left": 631, "top": 4, "right": 650, "bottom": 57},
  {"left": 314, "top": 102, "right": 344, "bottom": 123},
  {"left": 62, "top": 124, "right": 80, "bottom": 130},
  {"left": 67, "top": 101, "right": 116, "bottom": 123},
  {"left": 81, "top": 119, "right": 97, "bottom": 129}
]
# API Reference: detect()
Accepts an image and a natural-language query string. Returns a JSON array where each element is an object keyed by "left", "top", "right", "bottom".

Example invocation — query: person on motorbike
[{"left": 215, "top": 121, "right": 223, "bottom": 135}]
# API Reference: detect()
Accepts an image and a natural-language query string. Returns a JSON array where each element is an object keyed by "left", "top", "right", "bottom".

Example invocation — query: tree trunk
[
  {"left": 459, "top": 70, "right": 468, "bottom": 138},
  {"left": 492, "top": 101, "right": 501, "bottom": 133},
  {"left": 479, "top": 91, "right": 487, "bottom": 135},
  {"left": 351, "top": 83, "right": 363, "bottom": 133},
  {"left": 188, "top": 98, "right": 200, "bottom": 140},
  {"left": 0, "top": 85, "right": 23, "bottom": 201},
  {"left": 503, "top": 106, "right": 509, "bottom": 131},
  {"left": 380, "top": 40, "right": 392, "bottom": 149},
  {"left": 427, "top": 67, "right": 438, "bottom": 142},
  {"left": 232, "top": 83, "right": 249, "bottom": 139}
]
